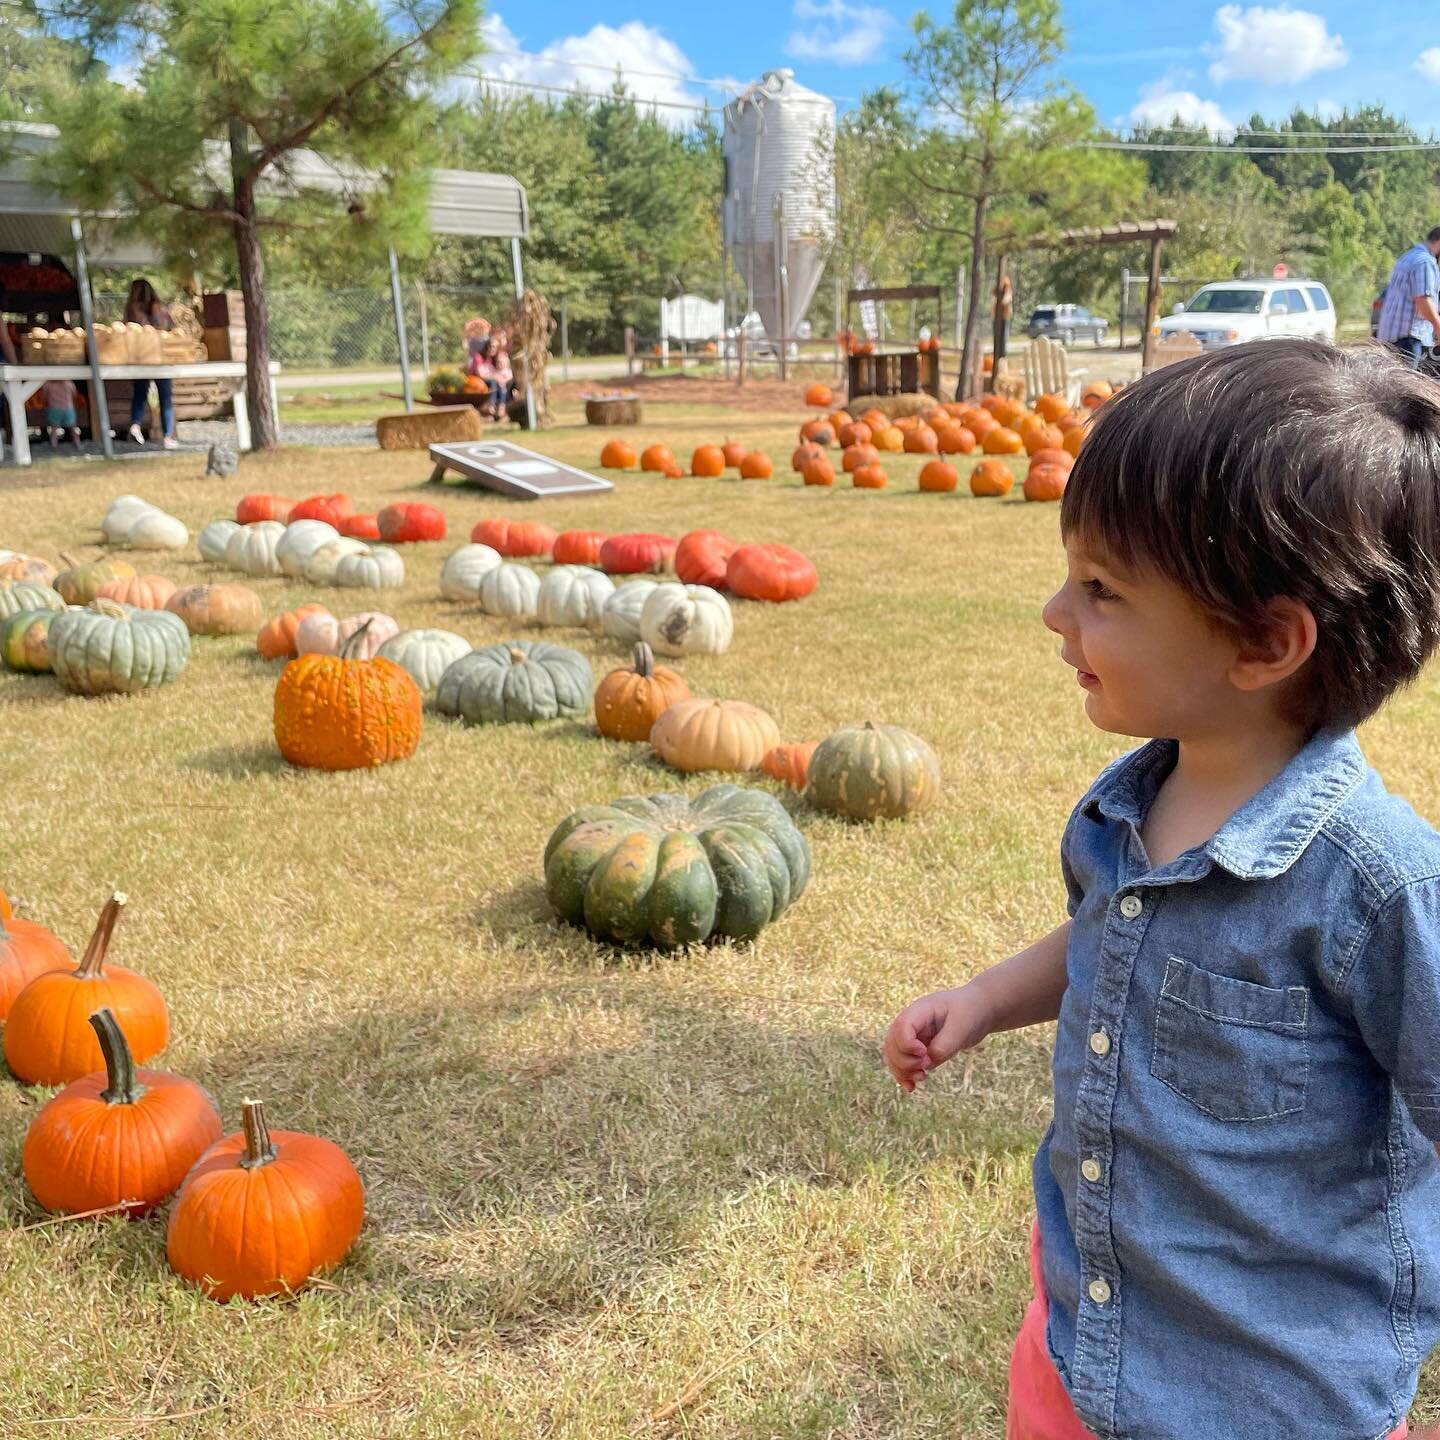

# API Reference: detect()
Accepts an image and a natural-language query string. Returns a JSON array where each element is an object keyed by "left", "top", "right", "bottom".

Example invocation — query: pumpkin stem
[
  {"left": 59, "top": 550, "right": 79, "bottom": 568},
  {"left": 91, "top": 1008, "right": 144, "bottom": 1106},
  {"left": 632, "top": 641, "right": 654, "bottom": 678},
  {"left": 239, "top": 1099, "right": 278, "bottom": 1170},
  {"left": 74, "top": 892, "right": 126, "bottom": 980},
  {"left": 90, "top": 597, "right": 127, "bottom": 619},
  {"left": 509, "top": 647, "right": 527, "bottom": 664},
  {"left": 339, "top": 618, "right": 374, "bottom": 661}
]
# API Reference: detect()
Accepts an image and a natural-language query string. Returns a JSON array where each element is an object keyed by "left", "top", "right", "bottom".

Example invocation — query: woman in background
[{"left": 124, "top": 279, "right": 177, "bottom": 449}]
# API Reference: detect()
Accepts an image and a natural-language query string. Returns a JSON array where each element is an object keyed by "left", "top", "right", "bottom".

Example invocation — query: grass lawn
[{"left": 2, "top": 399, "right": 1439, "bottom": 1436}]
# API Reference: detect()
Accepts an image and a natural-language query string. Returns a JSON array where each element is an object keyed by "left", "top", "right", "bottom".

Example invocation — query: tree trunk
[
  {"left": 956, "top": 190, "right": 988, "bottom": 400},
  {"left": 229, "top": 120, "right": 279, "bottom": 450},
  {"left": 991, "top": 251, "right": 1009, "bottom": 384}
]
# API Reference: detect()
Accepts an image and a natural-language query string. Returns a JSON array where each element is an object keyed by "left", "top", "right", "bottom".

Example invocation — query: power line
[
  {"left": 467, "top": 73, "right": 717, "bottom": 114},
  {"left": 480, "top": 46, "right": 747, "bottom": 95},
  {"left": 1081, "top": 138, "right": 1440, "bottom": 154}
]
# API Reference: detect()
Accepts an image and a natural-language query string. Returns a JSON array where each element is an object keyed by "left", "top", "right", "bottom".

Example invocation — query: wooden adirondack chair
[
  {"left": 1145, "top": 330, "right": 1203, "bottom": 374},
  {"left": 1023, "top": 335, "right": 1087, "bottom": 405}
]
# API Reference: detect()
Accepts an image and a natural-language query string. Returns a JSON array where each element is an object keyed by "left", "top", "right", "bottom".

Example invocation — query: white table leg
[
  {"left": 268, "top": 371, "right": 281, "bottom": 446},
  {"left": 233, "top": 386, "right": 251, "bottom": 452},
  {"left": 5, "top": 381, "right": 31, "bottom": 466}
]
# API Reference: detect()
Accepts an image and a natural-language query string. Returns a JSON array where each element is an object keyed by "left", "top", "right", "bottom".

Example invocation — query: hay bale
[
  {"left": 376, "top": 405, "right": 484, "bottom": 451},
  {"left": 585, "top": 395, "right": 642, "bottom": 426},
  {"left": 852, "top": 393, "right": 935, "bottom": 420}
]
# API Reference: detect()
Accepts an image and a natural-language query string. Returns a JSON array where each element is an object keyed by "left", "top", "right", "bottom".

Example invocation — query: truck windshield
[{"left": 1184, "top": 288, "right": 1264, "bottom": 315}]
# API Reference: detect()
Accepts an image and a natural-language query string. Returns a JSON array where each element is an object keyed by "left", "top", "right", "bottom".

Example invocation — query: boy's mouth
[{"left": 1074, "top": 666, "right": 1099, "bottom": 689}]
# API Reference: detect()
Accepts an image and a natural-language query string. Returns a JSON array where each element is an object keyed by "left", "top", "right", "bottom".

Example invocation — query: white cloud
[
  {"left": 475, "top": 12, "right": 717, "bottom": 125},
  {"left": 1208, "top": 5, "right": 1347, "bottom": 85},
  {"left": 1313, "top": 98, "right": 1341, "bottom": 119},
  {"left": 1129, "top": 79, "right": 1235, "bottom": 134},
  {"left": 1416, "top": 48, "right": 1440, "bottom": 84},
  {"left": 786, "top": 0, "right": 894, "bottom": 66}
]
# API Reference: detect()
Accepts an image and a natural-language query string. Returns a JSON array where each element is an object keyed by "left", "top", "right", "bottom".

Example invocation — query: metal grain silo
[{"left": 723, "top": 69, "right": 835, "bottom": 349}]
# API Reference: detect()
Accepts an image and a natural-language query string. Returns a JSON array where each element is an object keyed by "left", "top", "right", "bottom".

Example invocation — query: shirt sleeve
[{"left": 1345, "top": 878, "right": 1440, "bottom": 1140}]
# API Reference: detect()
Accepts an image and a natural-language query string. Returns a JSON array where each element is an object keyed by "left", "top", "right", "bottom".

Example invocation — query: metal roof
[{"left": 0, "top": 122, "right": 528, "bottom": 266}]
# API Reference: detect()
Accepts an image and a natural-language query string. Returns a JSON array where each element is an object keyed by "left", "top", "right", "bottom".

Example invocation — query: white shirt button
[
  {"left": 1089, "top": 1278, "right": 1113, "bottom": 1305},
  {"left": 1082, "top": 1158, "right": 1103, "bottom": 1183},
  {"left": 1119, "top": 894, "right": 1142, "bottom": 920},
  {"left": 1089, "top": 1029, "right": 1111, "bottom": 1056}
]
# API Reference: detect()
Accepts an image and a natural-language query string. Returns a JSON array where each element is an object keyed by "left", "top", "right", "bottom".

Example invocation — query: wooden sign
[{"left": 426, "top": 440, "right": 614, "bottom": 500}]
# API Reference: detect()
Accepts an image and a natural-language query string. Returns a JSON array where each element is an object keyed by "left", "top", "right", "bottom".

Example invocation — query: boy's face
[{"left": 1042, "top": 534, "right": 1245, "bottom": 740}]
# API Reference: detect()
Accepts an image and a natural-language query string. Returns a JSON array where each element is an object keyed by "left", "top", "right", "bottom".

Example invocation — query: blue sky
[{"left": 479, "top": 2, "right": 1440, "bottom": 134}]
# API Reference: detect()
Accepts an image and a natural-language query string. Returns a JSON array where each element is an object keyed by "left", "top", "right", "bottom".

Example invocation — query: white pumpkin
[
  {"left": 125, "top": 509, "right": 189, "bottom": 551},
  {"left": 537, "top": 565, "right": 615, "bottom": 629},
  {"left": 334, "top": 546, "right": 405, "bottom": 589},
  {"left": 302, "top": 536, "right": 371, "bottom": 586},
  {"left": 101, "top": 495, "right": 156, "bottom": 543},
  {"left": 294, "top": 609, "right": 399, "bottom": 658},
  {"left": 439, "top": 543, "right": 502, "bottom": 601},
  {"left": 197, "top": 519, "right": 240, "bottom": 563},
  {"left": 225, "top": 521, "right": 287, "bottom": 576},
  {"left": 600, "top": 579, "right": 659, "bottom": 644},
  {"left": 639, "top": 583, "right": 733, "bottom": 657},
  {"left": 276, "top": 520, "right": 340, "bottom": 578},
  {"left": 478, "top": 562, "right": 541, "bottom": 620},
  {"left": 376, "top": 628, "right": 470, "bottom": 694}
]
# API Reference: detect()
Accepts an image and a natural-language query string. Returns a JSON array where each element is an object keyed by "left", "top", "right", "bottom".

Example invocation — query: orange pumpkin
[
  {"left": 22, "top": 1008, "right": 222, "bottom": 1217},
  {"left": 739, "top": 452, "right": 774, "bottom": 479},
  {"left": 937, "top": 425, "right": 976, "bottom": 455},
  {"left": 165, "top": 584, "right": 264, "bottom": 636},
  {"left": 965, "top": 408, "right": 997, "bottom": 437},
  {"left": 837, "top": 421, "right": 872, "bottom": 448},
  {"left": 257, "top": 603, "right": 331, "bottom": 661},
  {"left": 1025, "top": 463, "right": 1068, "bottom": 502},
  {"left": 894, "top": 415, "right": 921, "bottom": 433},
  {"left": 166, "top": 1099, "right": 365, "bottom": 1302},
  {"left": 0, "top": 911, "right": 71, "bottom": 1022},
  {"left": 0, "top": 889, "right": 9, "bottom": 919},
  {"left": 842, "top": 443, "right": 880, "bottom": 473},
  {"left": 3, "top": 894, "right": 169, "bottom": 1087},
  {"left": 721, "top": 439, "right": 747, "bottom": 469},
  {"left": 1028, "top": 448, "right": 1073, "bottom": 473},
  {"left": 903, "top": 425, "right": 939, "bottom": 455},
  {"left": 827, "top": 410, "right": 852, "bottom": 431},
  {"left": 871, "top": 426, "right": 904, "bottom": 452},
  {"left": 1063, "top": 425, "right": 1086, "bottom": 458},
  {"left": 235, "top": 494, "right": 297, "bottom": 526},
  {"left": 970, "top": 459, "right": 1015, "bottom": 497},
  {"left": 726, "top": 544, "right": 818, "bottom": 603},
  {"left": 471, "top": 518, "right": 557, "bottom": 558},
  {"left": 860, "top": 408, "right": 888, "bottom": 431},
  {"left": 1056, "top": 412, "right": 1085, "bottom": 433},
  {"left": 595, "top": 642, "right": 691, "bottom": 742},
  {"left": 761, "top": 741, "right": 819, "bottom": 791},
  {"left": 804, "top": 383, "right": 833, "bottom": 408},
  {"left": 662, "top": 459, "right": 686, "bottom": 478},
  {"left": 918, "top": 460, "right": 958, "bottom": 493},
  {"left": 552, "top": 530, "right": 608, "bottom": 566},
  {"left": 1023, "top": 423, "right": 1065, "bottom": 456},
  {"left": 799, "top": 419, "right": 834, "bottom": 446},
  {"left": 1081, "top": 380, "right": 1114, "bottom": 410},
  {"left": 981, "top": 426, "right": 1024, "bottom": 455},
  {"left": 674, "top": 529, "right": 738, "bottom": 588},
  {"left": 641, "top": 444, "right": 675, "bottom": 473},
  {"left": 96, "top": 574, "right": 177, "bottom": 610},
  {"left": 792, "top": 442, "right": 826, "bottom": 473},
  {"left": 600, "top": 439, "right": 638, "bottom": 469},
  {"left": 691, "top": 444, "right": 727, "bottom": 477},
  {"left": 802, "top": 458, "right": 836, "bottom": 487},
  {"left": 1034, "top": 393, "right": 1071, "bottom": 424},
  {"left": 852, "top": 464, "right": 888, "bottom": 489}
]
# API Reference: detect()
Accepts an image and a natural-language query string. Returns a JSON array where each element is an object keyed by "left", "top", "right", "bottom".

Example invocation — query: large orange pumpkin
[
  {"left": 792, "top": 442, "right": 826, "bottom": 473},
  {"left": 970, "top": 459, "right": 1015, "bottom": 497},
  {"left": 640, "top": 444, "right": 675, "bottom": 473},
  {"left": 937, "top": 425, "right": 976, "bottom": 455},
  {"left": 0, "top": 911, "right": 71, "bottom": 1022},
  {"left": 471, "top": 518, "right": 557, "bottom": 558},
  {"left": 600, "top": 439, "right": 638, "bottom": 469},
  {"left": 1025, "top": 463, "right": 1068, "bottom": 502},
  {"left": 1023, "top": 423, "right": 1065, "bottom": 456},
  {"left": 860, "top": 408, "right": 888, "bottom": 431},
  {"left": 1028, "top": 448, "right": 1073, "bottom": 473},
  {"left": 166, "top": 1099, "right": 365, "bottom": 1302},
  {"left": 1063, "top": 425, "right": 1086, "bottom": 458},
  {"left": 799, "top": 419, "right": 834, "bottom": 446},
  {"left": 804, "top": 383, "right": 833, "bottom": 408},
  {"left": 595, "top": 642, "right": 691, "bottom": 742},
  {"left": 726, "top": 544, "right": 818, "bottom": 603},
  {"left": 761, "top": 741, "right": 819, "bottom": 791},
  {"left": 837, "top": 421, "right": 872, "bottom": 447},
  {"left": 842, "top": 443, "right": 880, "bottom": 473},
  {"left": 674, "top": 529, "right": 737, "bottom": 589},
  {"left": 903, "top": 425, "right": 939, "bottom": 455},
  {"left": 257, "top": 603, "right": 331, "bottom": 661},
  {"left": 982, "top": 426, "right": 1024, "bottom": 455},
  {"left": 802, "top": 458, "right": 836, "bottom": 487},
  {"left": 872, "top": 426, "right": 904, "bottom": 453},
  {"left": 1081, "top": 380, "right": 1114, "bottom": 410},
  {"left": 852, "top": 464, "right": 888, "bottom": 489},
  {"left": 739, "top": 452, "right": 774, "bottom": 479},
  {"left": 22, "top": 1007, "right": 222, "bottom": 1217},
  {"left": 273, "top": 622, "right": 423, "bottom": 770},
  {"left": 691, "top": 444, "right": 726, "bottom": 477},
  {"left": 3, "top": 894, "right": 169, "bottom": 1087},
  {"left": 288, "top": 493, "right": 355, "bottom": 526},
  {"left": 918, "top": 460, "right": 958, "bottom": 493},
  {"left": 235, "top": 494, "right": 297, "bottom": 526},
  {"left": 1034, "top": 393, "right": 1071, "bottom": 424},
  {"left": 552, "top": 530, "right": 608, "bottom": 566}
]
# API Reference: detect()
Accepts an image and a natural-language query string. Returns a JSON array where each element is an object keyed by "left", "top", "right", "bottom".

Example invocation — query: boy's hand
[{"left": 884, "top": 984, "right": 994, "bottom": 1092}]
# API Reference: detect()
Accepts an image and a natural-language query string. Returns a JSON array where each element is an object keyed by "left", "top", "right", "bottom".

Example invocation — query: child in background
[
  {"left": 885, "top": 339, "right": 1440, "bottom": 1439},
  {"left": 43, "top": 377, "right": 80, "bottom": 447},
  {"left": 488, "top": 328, "right": 514, "bottom": 421}
]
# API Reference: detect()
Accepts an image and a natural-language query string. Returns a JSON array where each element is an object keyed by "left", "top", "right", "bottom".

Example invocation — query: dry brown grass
[{"left": 1, "top": 401, "right": 1438, "bottom": 1436}]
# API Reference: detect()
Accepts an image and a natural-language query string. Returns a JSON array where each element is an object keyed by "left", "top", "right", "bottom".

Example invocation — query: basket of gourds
[
  {"left": 94, "top": 324, "right": 129, "bottom": 365},
  {"left": 124, "top": 323, "right": 163, "bottom": 365},
  {"left": 40, "top": 329, "right": 86, "bottom": 365}
]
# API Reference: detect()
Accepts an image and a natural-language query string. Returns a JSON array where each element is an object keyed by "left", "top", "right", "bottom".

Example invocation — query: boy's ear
[{"left": 1229, "top": 598, "right": 1317, "bottom": 693}]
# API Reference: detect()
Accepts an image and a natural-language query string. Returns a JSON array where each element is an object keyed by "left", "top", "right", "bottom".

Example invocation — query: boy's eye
[{"left": 1082, "top": 578, "right": 1120, "bottom": 602}]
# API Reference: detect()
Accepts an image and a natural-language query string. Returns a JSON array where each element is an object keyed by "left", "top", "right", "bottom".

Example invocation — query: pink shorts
[{"left": 1005, "top": 1224, "right": 1409, "bottom": 1440}]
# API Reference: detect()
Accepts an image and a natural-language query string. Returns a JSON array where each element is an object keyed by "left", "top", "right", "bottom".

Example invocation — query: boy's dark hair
[{"left": 1062, "top": 338, "right": 1440, "bottom": 730}]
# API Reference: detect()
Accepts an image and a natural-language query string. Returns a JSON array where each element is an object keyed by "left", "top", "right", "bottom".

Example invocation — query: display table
[{"left": 0, "top": 361, "right": 282, "bottom": 466}]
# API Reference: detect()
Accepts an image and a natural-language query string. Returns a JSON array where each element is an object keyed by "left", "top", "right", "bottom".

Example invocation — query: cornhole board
[{"left": 426, "top": 440, "right": 614, "bottom": 500}]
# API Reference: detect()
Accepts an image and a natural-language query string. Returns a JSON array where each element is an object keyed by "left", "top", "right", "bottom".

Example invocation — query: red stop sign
[{"left": 1273, "top": 263, "right": 1288, "bottom": 279}]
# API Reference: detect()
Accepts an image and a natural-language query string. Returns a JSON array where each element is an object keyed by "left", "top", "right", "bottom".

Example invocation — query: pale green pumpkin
[
  {"left": 806, "top": 722, "right": 941, "bottom": 820},
  {"left": 0, "top": 580, "right": 64, "bottom": 620},
  {"left": 0, "top": 607, "right": 63, "bottom": 672},
  {"left": 49, "top": 599, "right": 190, "bottom": 695},
  {"left": 434, "top": 640, "right": 592, "bottom": 724},
  {"left": 543, "top": 784, "right": 811, "bottom": 948}
]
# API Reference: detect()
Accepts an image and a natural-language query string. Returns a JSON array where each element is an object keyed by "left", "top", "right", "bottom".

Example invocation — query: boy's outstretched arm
[{"left": 884, "top": 921, "right": 1072, "bottom": 1091}]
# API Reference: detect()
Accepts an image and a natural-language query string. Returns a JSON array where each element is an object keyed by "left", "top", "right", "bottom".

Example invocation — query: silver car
[{"left": 1026, "top": 304, "right": 1108, "bottom": 346}]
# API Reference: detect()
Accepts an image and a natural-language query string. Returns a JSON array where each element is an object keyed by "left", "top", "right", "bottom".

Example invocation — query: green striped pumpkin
[
  {"left": 435, "top": 640, "right": 592, "bottom": 725},
  {"left": 806, "top": 722, "right": 941, "bottom": 820},
  {"left": 544, "top": 784, "right": 810, "bottom": 948},
  {"left": 0, "top": 580, "right": 64, "bottom": 620},
  {"left": 0, "top": 607, "right": 64, "bottom": 672},
  {"left": 49, "top": 599, "right": 190, "bottom": 695}
]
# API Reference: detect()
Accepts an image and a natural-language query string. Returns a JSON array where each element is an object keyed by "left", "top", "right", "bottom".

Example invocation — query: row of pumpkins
[{"left": 0, "top": 892, "right": 362, "bottom": 1301}]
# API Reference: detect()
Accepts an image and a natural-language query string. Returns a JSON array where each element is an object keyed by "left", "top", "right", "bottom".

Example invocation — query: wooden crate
[
  {"left": 203, "top": 326, "right": 246, "bottom": 362},
  {"left": 201, "top": 291, "right": 246, "bottom": 328}
]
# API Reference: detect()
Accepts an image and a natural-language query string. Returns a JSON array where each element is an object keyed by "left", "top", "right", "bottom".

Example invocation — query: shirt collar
[{"left": 1082, "top": 728, "right": 1366, "bottom": 880}]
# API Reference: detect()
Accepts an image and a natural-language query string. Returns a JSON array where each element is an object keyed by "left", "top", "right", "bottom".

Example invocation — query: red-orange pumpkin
[
  {"left": 674, "top": 529, "right": 737, "bottom": 589},
  {"left": 799, "top": 419, "right": 834, "bottom": 447},
  {"left": 804, "top": 383, "right": 833, "bottom": 408},
  {"left": 235, "top": 494, "right": 297, "bottom": 525},
  {"left": 691, "top": 444, "right": 727, "bottom": 477},
  {"left": 470, "top": 518, "right": 557, "bottom": 558},
  {"left": 842, "top": 443, "right": 879, "bottom": 473},
  {"left": 792, "top": 442, "right": 826, "bottom": 473},
  {"left": 1025, "top": 463, "right": 1068, "bottom": 502},
  {"left": 338, "top": 513, "right": 381, "bottom": 540},
  {"left": 662, "top": 459, "right": 686, "bottom": 478},
  {"left": 720, "top": 439, "right": 747, "bottom": 468},
  {"left": 1028, "top": 447, "right": 1074, "bottom": 473},
  {"left": 288, "top": 493, "right": 355, "bottom": 526},
  {"left": 937, "top": 425, "right": 976, "bottom": 455},
  {"left": 919, "top": 460, "right": 959, "bottom": 492},
  {"left": 377, "top": 503, "right": 446, "bottom": 543},
  {"left": 903, "top": 425, "right": 939, "bottom": 454},
  {"left": 600, "top": 439, "right": 638, "bottom": 469},
  {"left": 640, "top": 444, "right": 675, "bottom": 473},
  {"left": 852, "top": 464, "right": 888, "bottom": 489},
  {"left": 600, "top": 532, "right": 677, "bottom": 575},
  {"left": 552, "top": 530, "right": 607, "bottom": 566},
  {"left": 726, "top": 543, "right": 818, "bottom": 603},
  {"left": 837, "top": 421, "right": 872, "bottom": 448},
  {"left": 802, "top": 458, "right": 836, "bottom": 486}
]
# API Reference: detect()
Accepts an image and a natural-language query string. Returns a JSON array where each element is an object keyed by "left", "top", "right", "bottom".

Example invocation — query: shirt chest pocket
[{"left": 1150, "top": 957, "right": 1309, "bottom": 1122}]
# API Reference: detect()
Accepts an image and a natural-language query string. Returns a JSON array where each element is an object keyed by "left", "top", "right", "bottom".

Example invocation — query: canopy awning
[{"left": 0, "top": 121, "right": 529, "bottom": 264}]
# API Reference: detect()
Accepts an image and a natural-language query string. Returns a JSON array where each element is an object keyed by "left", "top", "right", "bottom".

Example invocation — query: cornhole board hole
[{"left": 426, "top": 440, "right": 614, "bottom": 500}]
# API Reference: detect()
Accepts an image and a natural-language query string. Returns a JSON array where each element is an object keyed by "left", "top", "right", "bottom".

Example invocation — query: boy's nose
[{"left": 1041, "top": 587, "right": 1070, "bottom": 638}]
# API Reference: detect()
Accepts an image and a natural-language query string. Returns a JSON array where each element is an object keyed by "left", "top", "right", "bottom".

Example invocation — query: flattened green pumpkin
[
  {"left": 0, "top": 607, "right": 62, "bottom": 672},
  {"left": 806, "top": 721, "right": 941, "bottom": 820},
  {"left": 435, "top": 639, "right": 592, "bottom": 725},
  {"left": 0, "top": 580, "right": 63, "bottom": 620},
  {"left": 48, "top": 599, "right": 190, "bottom": 695},
  {"left": 543, "top": 783, "right": 807, "bottom": 949}
]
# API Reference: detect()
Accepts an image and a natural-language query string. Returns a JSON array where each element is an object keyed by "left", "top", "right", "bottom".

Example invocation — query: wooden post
[
  {"left": 990, "top": 252, "right": 1010, "bottom": 391},
  {"left": 1141, "top": 236, "right": 1163, "bottom": 372},
  {"left": 736, "top": 327, "right": 746, "bottom": 388},
  {"left": 624, "top": 325, "right": 636, "bottom": 376}
]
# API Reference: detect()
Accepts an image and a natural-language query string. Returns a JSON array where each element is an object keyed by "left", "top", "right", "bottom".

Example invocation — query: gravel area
[{"left": 181, "top": 418, "right": 375, "bottom": 448}]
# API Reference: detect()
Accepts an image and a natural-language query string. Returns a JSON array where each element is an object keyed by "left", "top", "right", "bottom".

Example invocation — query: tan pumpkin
[
  {"left": 595, "top": 642, "right": 691, "bottom": 742},
  {"left": 649, "top": 697, "right": 781, "bottom": 774},
  {"left": 96, "top": 574, "right": 178, "bottom": 610},
  {"left": 165, "top": 584, "right": 265, "bottom": 636}
]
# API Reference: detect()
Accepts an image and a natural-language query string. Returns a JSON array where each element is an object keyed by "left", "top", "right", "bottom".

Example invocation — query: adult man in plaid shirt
[{"left": 1376, "top": 227, "right": 1440, "bottom": 366}]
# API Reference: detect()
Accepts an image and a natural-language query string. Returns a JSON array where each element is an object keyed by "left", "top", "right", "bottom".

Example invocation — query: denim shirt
[{"left": 1035, "top": 728, "right": 1440, "bottom": 1440}]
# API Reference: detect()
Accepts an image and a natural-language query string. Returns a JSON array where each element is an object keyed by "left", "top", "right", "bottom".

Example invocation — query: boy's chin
[{"left": 1082, "top": 690, "right": 1154, "bottom": 739}]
